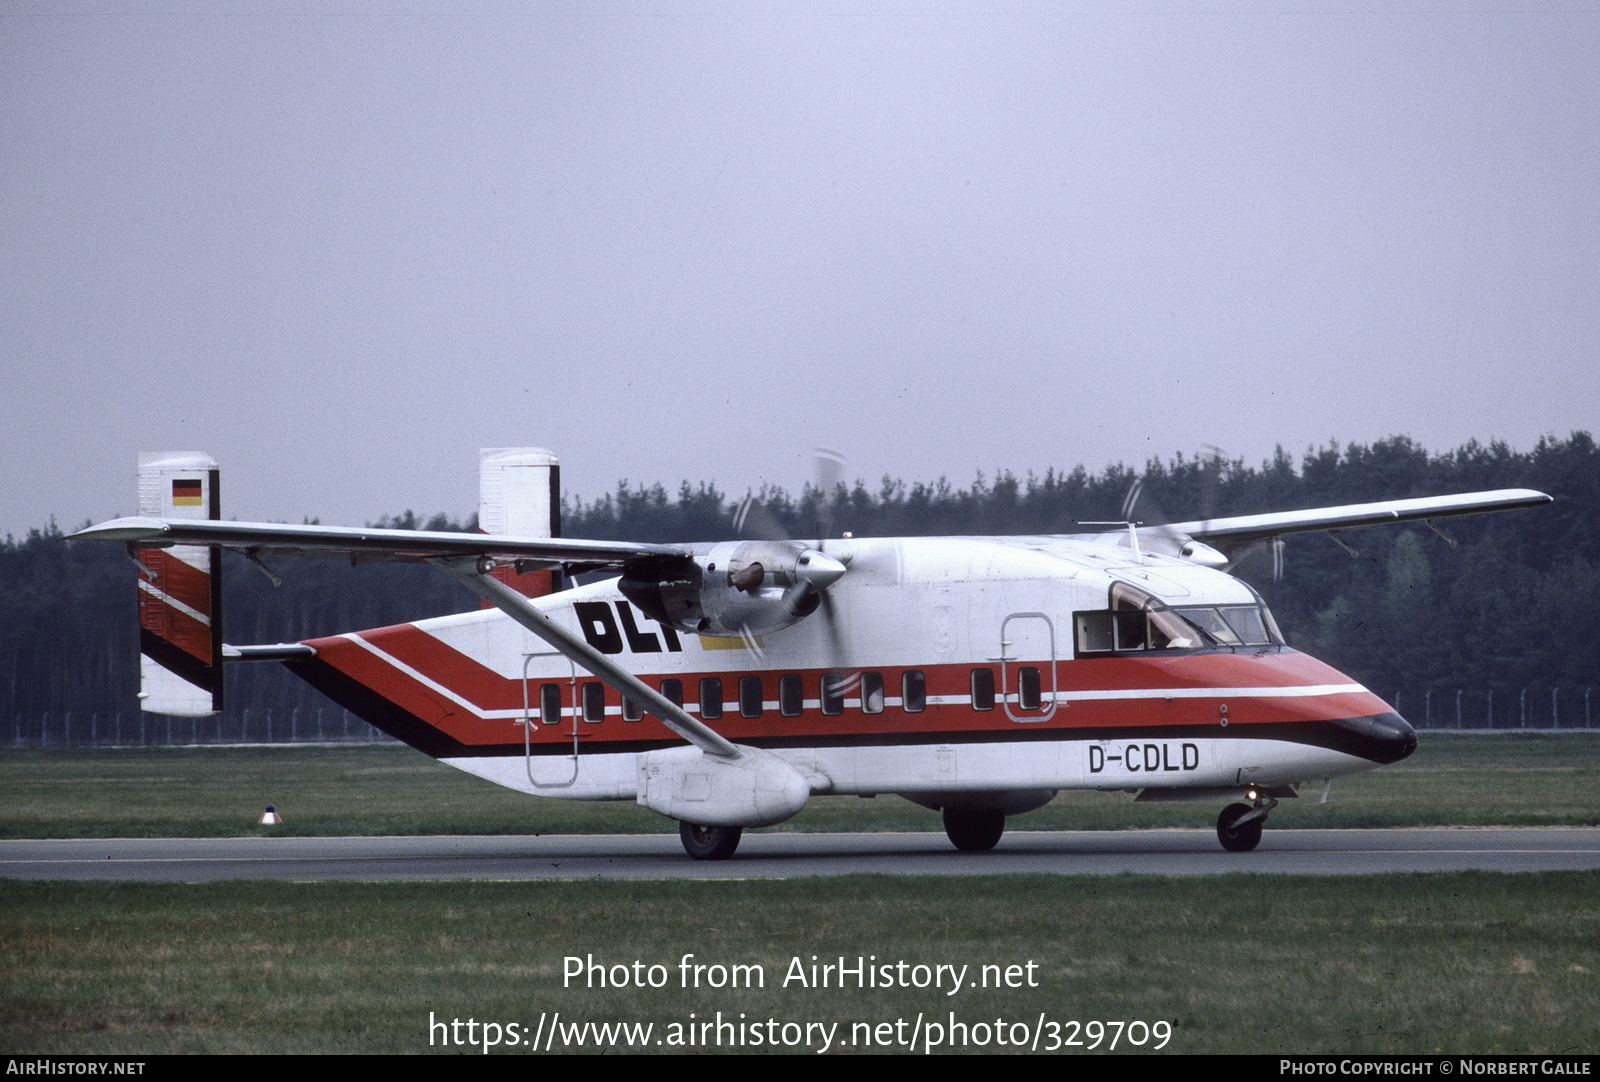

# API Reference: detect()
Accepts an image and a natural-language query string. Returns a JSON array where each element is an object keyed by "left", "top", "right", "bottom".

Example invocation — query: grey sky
[{"left": 3, "top": 2, "right": 1595, "bottom": 537}]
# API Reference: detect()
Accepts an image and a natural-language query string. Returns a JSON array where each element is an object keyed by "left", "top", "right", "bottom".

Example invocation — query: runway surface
[{"left": 2, "top": 828, "right": 1597, "bottom": 881}]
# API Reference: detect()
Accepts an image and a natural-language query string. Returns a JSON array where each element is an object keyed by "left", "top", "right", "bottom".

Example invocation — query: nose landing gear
[{"left": 1216, "top": 797, "right": 1276, "bottom": 852}]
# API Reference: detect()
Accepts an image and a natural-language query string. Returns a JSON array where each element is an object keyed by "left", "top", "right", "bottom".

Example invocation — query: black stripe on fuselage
[
  {"left": 281, "top": 652, "right": 1417, "bottom": 765},
  {"left": 283, "top": 655, "right": 466, "bottom": 759}
]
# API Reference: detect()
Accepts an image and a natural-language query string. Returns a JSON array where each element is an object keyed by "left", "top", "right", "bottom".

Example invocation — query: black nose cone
[{"left": 1341, "top": 711, "right": 1418, "bottom": 764}]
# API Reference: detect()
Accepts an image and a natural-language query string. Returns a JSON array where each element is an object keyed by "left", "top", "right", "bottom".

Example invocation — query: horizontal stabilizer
[{"left": 222, "top": 643, "right": 317, "bottom": 662}]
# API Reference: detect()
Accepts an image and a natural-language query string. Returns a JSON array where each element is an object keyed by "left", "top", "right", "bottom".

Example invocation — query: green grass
[
  {"left": 2, "top": 732, "right": 1596, "bottom": 839},
  {"left": 4, "top": 738, "right": 1595, "bottom": 1056},
  {"left": 2, "top": 874, "right": 1595, "bottom": 1054}
]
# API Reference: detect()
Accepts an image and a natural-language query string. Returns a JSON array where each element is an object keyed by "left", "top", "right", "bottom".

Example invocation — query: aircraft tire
[
  {"left": 679, "top": 822, "right": 742, "bottom": 861},
  {"left": 943, "top": 808, "right": 1005, "bottom": 852},
  {"left": 1216, "top": 803, "right": 1264, "bottom": 852}
]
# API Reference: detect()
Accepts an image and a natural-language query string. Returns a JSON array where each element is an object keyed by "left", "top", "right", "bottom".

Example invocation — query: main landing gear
[
  {"left": 943, "top": 808, "right": 1005, "bottom": 852},
  {"left": 679, "top": 821, "right": 742, "bottom": 861},
  {"left": 1216, "top": 799, "right": 1276, "bottom": 852}
]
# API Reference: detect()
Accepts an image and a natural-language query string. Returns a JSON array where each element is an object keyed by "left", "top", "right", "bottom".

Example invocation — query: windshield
[{"left": 1171, "top": 603, "right": 1282, "bottom": 647}]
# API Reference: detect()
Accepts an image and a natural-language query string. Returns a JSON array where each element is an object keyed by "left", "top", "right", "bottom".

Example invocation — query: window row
[
  {"left": 530, "top": 666, "right": 1043, "bottom": 724},
  {"left": 534, "top": 671, "right": 926, "bottom": 724}
]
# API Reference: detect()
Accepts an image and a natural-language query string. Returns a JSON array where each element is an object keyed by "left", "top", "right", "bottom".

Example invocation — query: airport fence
[
  {"left": 1395, "top": 686, "right": 1595, "bottom": 731},
  {"left": 3, "top": 707, "right": 399, "bottom": 748},
  {"left": 2, "top": 686, "right": 1596, "bottom": 746}
]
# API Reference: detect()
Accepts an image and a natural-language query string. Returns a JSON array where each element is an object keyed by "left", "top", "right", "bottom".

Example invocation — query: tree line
[{"left": 2, "top": 432, "right": 1594, "bottom": 736}]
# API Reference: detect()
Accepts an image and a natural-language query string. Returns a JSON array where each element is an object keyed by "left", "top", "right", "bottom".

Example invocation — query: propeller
[
  {"left": 1119, "top": 477, "right": 1144, "bottom": 524},
  {"left": 1187, "top": 447, "right": 1285, "bottom": 581},
  {"left": 811, "top": 446, "right": 845, "bottom": 543},
  {"left": 732, "top": 493, "right": 787, "bottom": 545},
  {"left": 804, "top": 448, "right": 856, "bottom": 692},
  {"left": 1223, "top": 535, "right": 1286, "bottom": 582},
  {"left": 1185, "top": 446, "right": 1289, "bottom": 582},
  {"left": 1199, "top": 443, "right": 1224, "bottom": 522},
  {"left": 731, "top": 449, "right": 854, "bottom": 682},
  {"left": 1107, "top": 449, "right": 1235, "bottom": 572},
  {"left": 1104, "top": 470, "right": 1178, "bottom": 560}
]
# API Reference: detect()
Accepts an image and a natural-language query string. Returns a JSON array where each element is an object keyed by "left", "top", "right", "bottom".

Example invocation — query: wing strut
[{"left": 437, "top": 556, "right": 739, "bottom": 759}]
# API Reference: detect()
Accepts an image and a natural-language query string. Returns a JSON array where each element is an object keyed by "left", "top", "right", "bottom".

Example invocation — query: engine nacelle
[{"left": 619, "top": 540, "right": 845, "bottom": 637}]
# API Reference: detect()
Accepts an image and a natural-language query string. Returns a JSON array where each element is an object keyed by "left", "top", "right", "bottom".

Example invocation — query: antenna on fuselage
[{"left": 1084, "top": 464, "right": 1148, "bottom": 566}]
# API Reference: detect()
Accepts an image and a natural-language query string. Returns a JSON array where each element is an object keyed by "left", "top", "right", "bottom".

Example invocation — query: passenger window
[
  {"left": 622, "top": 695, "right": 642, "bottom": 722},
  {"left": 1018, "top": 666, "right": 1041, "bottom": 711},
  {"left": 860, "top": 672, "right": 884, "bottom": 714},
  {"left": 820, "top": 672, "right": 845, "bottom": 716},
  {"left": 901, "top": 670, "right": 926, "bottom": 713},
  {"left": 539, "top": 683, "right": 562, "bottom": 725},
  {"left": 660, "top": 678, "right": 683, "bottom": 706},
  {"left": 739, "top": 675, "right": 763, "bottom": 718},
  {"left": 779, "top": 674, "right": 803, "bottom": 716},
  {"left": 699, "top": 678, "right": 723, "bottom": 720},
  {"left": 582, "top": 682, "right": 605, "bottom": 723},
  {"left": 970, "top": 668, "right": 995, "bottom": 711}
]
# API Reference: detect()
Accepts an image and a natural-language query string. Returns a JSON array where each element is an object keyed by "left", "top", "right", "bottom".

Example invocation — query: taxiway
[{"left": 2, "top": 827, "right": 1596, "bottom": 881}]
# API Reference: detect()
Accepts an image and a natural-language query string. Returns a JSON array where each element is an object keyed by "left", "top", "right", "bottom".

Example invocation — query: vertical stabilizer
[
  {"left": 136, "top": 452, "right": 222, "bottom": 716},
  {"left": 479, "top": 447, "right": 561, "bottom": 598}
]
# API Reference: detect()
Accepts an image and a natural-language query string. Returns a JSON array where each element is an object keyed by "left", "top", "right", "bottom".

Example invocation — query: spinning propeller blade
[{"left": 731, "top": 449, "right": 853, "bottom": 671}]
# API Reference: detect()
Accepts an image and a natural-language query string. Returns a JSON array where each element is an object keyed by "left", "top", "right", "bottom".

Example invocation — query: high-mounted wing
[
  {"left": 1160, "top": 488, "right": 1551, "bottom": 553},
  {"left": 68, "top": 516, "right": 688, "bottom": 570}
]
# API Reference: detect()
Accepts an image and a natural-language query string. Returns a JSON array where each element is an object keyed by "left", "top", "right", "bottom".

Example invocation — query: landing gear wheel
[
  {"left": 679, "top": 822, "right": 742, "bottom": 861},
  {"left": 943, "top": 808, "right": 1005, "bottom": 852},
  {"left": 1216, "top": 802, "right": 1264, "bottom": 852}
]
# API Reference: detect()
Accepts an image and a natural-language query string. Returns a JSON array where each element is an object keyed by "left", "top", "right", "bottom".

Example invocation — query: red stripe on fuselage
[
  {"left": 351, "top": 623, "right": 524, "bottom": 712},
  {"left": 302, "top": 624, "right": 1392, "bottom": 751},
  {"left": 305, "top": 629, "right": 537, "bottom": 747},
  {"left": 1070, "top": 650, "right": 1351, "bottom": 691}
]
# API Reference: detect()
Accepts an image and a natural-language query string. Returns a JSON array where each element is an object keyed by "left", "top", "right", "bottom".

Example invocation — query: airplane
[{"left": 70, "top": 449, "right": 1552, "bottom": 860}]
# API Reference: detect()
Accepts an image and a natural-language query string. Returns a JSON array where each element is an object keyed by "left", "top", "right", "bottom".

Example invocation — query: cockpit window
[
  {"left": 1178, "top": 606, "right": 1244, "bottom": 645},
  {"left": 1177, "top": 604, "right": 1279, "bottom": 647},
  {"left": 1076, "top": 581, "right": 1284, "bottom": 656}
]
